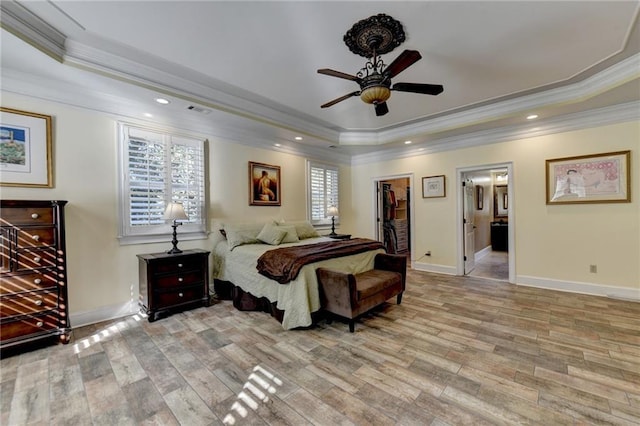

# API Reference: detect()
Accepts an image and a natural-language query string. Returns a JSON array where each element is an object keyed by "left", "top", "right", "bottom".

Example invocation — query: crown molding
[
  {"left": 0, "top": 0, "right": 66, "bottom": 61},
  {"left": 350, "top": 101, "right": 640, "bottom": 166},
  {"left": 340, "top": 53, "right": 640, "bottom": 146}
]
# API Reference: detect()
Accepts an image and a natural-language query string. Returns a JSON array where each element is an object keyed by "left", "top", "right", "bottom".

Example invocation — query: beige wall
[
  {"left": 348, "top": 121, "right": 640, "bottom": 292},
  {"left": 2, "top": 91, "right": 638, "bottom": 326}
]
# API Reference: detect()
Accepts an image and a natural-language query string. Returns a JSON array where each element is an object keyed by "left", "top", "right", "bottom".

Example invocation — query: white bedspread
[{"left": 211, "top": 237, "right": 384, "bottom": 330}]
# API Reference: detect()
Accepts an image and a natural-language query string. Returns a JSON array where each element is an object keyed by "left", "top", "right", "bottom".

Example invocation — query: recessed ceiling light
[
  {"left": 526, "top": 114, "right": 538, "bottom": 120},
  {"left": 274, "top": 143, "right": 281, "bottom": 147},
  {"left": 155, "top": 98, "right": 170, "bottom": 105},
  {"left": 294, "top": 136, "right": 303, "bottom": 141},
  {"left": 404, "top": 140, "right": 412, "bottom": 145},
  {"left": 143, "top": 113, "right": 153, "bottom": 118}
]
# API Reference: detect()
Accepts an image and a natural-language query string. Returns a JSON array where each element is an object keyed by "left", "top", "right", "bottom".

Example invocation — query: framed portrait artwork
[
  {"left": 546, "top": 150, "right": 630, "bottom": 204},
  {"left": 476, "top": 185, "right": 484, "bottom": 210},
  {"left": 0, "top": 107, "right": 53, "bottom": 188},
  {"left": 422, "top": 175, "right": 446, "bottom": 198},
  {"left": 249, "top": 161, "right": 281, "bottom": 206}
]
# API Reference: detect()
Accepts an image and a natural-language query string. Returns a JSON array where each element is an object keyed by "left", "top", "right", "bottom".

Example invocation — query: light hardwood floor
[{"left": 2, "top": 269, "right": 639, "bottom": 425}]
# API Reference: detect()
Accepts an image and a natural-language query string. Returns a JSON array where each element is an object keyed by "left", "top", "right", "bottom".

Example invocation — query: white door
[{"left": 463, "top": 179, "right": 476, "bottom": 273}]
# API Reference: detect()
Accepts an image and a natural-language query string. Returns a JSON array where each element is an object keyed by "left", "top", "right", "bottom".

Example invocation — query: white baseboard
[
  {"left": 475, "top": 246, "right": 492, "bottom": 261},
  {"left": 70, "top": 300, "right": 139, "bottom": 329},
  {"left": 517, "top": 275, "right": 640, "bottom": 301},
  {"left": 412, "top": 261, "right": 457, "bottom": 275}
]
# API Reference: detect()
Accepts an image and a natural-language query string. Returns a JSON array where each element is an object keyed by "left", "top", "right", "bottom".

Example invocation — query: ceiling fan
[{"left": 318, "top": 14, "right": 443, "bottom": 117}]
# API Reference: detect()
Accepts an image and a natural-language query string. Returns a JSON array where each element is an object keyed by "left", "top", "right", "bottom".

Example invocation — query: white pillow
[
  {"left": 277, "top": 224, "right": 300, "bottom": 243},
  {"left": 257, "top": 223, "right": 287, "bottom": 245},
  {"left": 284, "top": 220, "right": 320, "bottom": 239},
  {"left": 224, "top": 222, "right": 269, "bottom": 250}
]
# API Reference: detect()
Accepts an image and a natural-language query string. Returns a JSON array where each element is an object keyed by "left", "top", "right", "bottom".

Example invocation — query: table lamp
[
  {"left": 163, "top": 202, "right": 188, "bottom": 254},
  {"left": 327, "top": 205, "right": 339, "bottom": 236}
]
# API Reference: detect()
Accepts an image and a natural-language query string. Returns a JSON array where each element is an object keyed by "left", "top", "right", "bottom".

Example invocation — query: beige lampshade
[
  {"left": 163, "top": 202, "right": 188, "bottom": 221},
  {"left": 360, "top": 85, "right": 391, "bottom": 104},
  {"left": 327, "top": 205, "right": 339, "bottom": 217}
]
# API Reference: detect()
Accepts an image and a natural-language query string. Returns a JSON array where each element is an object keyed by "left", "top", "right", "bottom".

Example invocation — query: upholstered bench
[{"left": 315, "top": 253, "right": 407, "bottom": 332}]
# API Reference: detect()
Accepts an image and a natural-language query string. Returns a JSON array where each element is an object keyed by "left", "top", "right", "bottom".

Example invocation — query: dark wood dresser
[
  {"left": 1, "top": 200, "right": 70, "bottom": 355},
  {"left": 137, "top": 249, "right": 210, "bottom": 322}
]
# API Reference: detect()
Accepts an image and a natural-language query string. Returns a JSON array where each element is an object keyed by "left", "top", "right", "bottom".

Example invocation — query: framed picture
[
  {"left": 476, "top": 185, "right": 483, "bottom": 210},
  {"left": 546, "top": 150, "right": 630, "bottom": 204},
  {"left": 249, "top": 161, "right": 281, "bottom": 206},
  {"left": 422, "top": 175, "right": 445, "bottom": 198},
  {"left": 0, "top": 107, "right": 53, "bottom": 188},
  {"left": 494, "top": 185, "right": 508, "bottom": 217}
]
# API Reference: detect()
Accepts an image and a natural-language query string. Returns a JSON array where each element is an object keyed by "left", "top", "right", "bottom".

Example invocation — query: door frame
[
  {"left": 371, "top": 173, "right": 415, "bottom": 260},
  {"left": 456, "top": 162, "right": 515, "bottom": 283}
]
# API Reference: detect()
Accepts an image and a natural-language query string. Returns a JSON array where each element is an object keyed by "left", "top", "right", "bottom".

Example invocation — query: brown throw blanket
[{"left": 257, "top": 238, "right": 385, "bottom": 284}]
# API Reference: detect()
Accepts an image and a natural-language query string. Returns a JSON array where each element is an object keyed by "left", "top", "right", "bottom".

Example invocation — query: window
[
  {"left": 118, "top": 124, "right": 206, "bottom": 244},
  {"left": 307, "top": 160, "right": 339, "bottom": 226}
]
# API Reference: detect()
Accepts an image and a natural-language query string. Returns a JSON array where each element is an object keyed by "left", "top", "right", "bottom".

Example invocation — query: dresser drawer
[
  {"left": 154, "top": 270, "right": 203, "bottom": 289},
  {"left": 155, "top": 286, "right": 204, "bottom": 308},
  {"left": 15, "top": 248, "right": 58, "bottom": 271},
  {"left": 16, "top": 226, "right": 56, "bottom": 248},
  {"left": 0, "top": 269, "right": 59, "bottom": 295},
  {"left": 0, "top": 207, "right": 54, "bottom": 225},
  {"left": 1, "top": 290, "right": 59, "bottom": 318},
  {"left": 153, "top": 256, "right": 203, "bottom": 274},
  {"left": 1, "top": 314, "right": 59, "bottom": 341}
]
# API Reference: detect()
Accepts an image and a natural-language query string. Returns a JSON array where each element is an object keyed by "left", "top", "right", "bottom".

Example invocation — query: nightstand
[
  {"left": 328, "top": 234, "right": 351, "bottom": 240},
  {"left": 137, "top": 249, "right": 210, "bottom": 322}
]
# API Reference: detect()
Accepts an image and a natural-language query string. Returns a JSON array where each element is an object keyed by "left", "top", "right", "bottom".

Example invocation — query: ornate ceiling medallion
[{"left": 343, "top": 13, "right": 406, "bottom": 58}]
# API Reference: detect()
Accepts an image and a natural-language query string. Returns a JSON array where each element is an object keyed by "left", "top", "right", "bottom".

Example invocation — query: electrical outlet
[{"left": 589, "top": 264, "right": 597, "bottom": 273}]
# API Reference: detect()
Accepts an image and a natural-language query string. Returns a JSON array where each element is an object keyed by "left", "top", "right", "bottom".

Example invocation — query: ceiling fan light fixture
[{"left": 360, "top": 85, "right": 391, "bottom": 104}]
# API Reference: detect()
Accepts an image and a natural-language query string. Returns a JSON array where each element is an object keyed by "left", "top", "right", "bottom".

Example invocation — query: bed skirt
[{"left": 213, "top": 279, "right": 323, "bottom": 327}]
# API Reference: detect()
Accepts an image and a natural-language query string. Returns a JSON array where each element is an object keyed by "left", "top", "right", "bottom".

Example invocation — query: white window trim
[{"left": 117, "top": 122, "right": 208, "bottom": 245}]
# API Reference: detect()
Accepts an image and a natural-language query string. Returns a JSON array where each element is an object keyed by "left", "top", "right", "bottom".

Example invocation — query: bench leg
[
  {"left": 349, "top": 320, "right": 355, "bottom": 333},
  {"left": 397, "top": 292, "right": 403, "bottom": 305}
]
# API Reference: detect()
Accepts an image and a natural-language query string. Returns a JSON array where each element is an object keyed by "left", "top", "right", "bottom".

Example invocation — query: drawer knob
[
  {"left": 31, "top": 213, "right": 39, "bottom": 219},
  {"left": 34, "top": 300, "right": 43, "bottom": 306},
  {"left": 178, "top": 263, "right": 183, "bottom": 268},
  {"left": 178, "top": 277, "right": 184, "bottom": 282},
  {"left": 32, "top": 235, "right": 40, "bottom": 241},
  {"left": 178, "top": 292, "right": 184, "bottom": 297},
  {"left": 36, "top": 321, "right": 44, "bottom": 327},
  {"left": 34, "top": 278, "right": 42, "bottom": 284},
  {"left": 33, "top": 256, "right": 42, "bottom": 263}
]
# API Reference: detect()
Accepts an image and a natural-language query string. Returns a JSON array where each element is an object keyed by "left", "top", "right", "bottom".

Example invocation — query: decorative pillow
[
  {"left": 224, "top": 222, "right": 269, "bottom": 250},
  {"left": 277, "top": 224, "right": 299, "bottom": 243},
  {"left": 285, "top": 220, "right": 320, "bottom": 239},
  {"left": 257, "top": 223, "right": 287, "bottom": 245}
]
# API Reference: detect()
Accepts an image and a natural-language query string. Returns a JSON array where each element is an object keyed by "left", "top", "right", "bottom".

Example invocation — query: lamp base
[
  {"left": 167, "top": 247, "right": 183, "bottom": 255},
  {"left": 167, "top": 222, "right": 182, "bottom": 254},
  {"left": 328, "top": 216, "right": 337, "bottom": 236}
]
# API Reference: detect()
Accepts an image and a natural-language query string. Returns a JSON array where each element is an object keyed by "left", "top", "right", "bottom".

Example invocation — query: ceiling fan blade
[
  {"left": 392, "top": 83, "right": 444, "bottom": 95},
  {"left": 317, "top": 68, "right": 361, "bottom": 82},
  {"left": 383, "top": 50, "right": 422, "bottom": 79},
  {"left": 321, "top": 91, "right": 360, "bottom": 108},
  {"left": 375, "top": 102, "right": 389, "bottom": 116}
]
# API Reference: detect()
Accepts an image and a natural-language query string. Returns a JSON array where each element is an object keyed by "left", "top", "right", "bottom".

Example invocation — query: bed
[{"left": 210, "top": 220, "right": 385, "bottom": 329}]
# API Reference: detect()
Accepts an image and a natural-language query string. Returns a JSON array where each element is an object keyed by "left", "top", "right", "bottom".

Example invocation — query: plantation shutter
[{"left": 309, "top": 161, "right": 339, "bottom": 225}]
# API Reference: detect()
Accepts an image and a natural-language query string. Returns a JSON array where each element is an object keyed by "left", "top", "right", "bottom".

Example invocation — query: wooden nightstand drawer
[
  {"left": 16, "top": 227, "right": 56, "bottom": 248},
  {"left": 155, "top": 270, "right": 203, "bottom": 289},
  {"left": 1, "top": 314, "right": 59, "bottom": 341},
  {"left": 153, "top": 257, "right": 204, "bottom": 274},
  {"left": 154, "top": 285, "right": 205, "bottom": 308},
  {"left": 15, "top": 248, "right": 58, "bottom": 271},
  {"left": 0, "top": 269, "right": 59, "bottom": 295}
]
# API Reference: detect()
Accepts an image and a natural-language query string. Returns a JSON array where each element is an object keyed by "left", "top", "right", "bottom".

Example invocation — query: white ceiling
[{"left": 1, "top": 1, "right": 639, "bottom": 158}]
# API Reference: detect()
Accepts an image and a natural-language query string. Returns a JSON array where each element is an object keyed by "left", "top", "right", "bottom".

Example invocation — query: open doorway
[
  {"left": 373, "top": 174, "right": 413, "bottom": 260},
  {"left": 458, "top": 164, "right": 514, "bottom": 282}
]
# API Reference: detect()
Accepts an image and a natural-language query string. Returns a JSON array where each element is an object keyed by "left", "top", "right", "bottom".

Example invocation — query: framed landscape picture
[
  {"left": 546, "top": 150, "right": 630, "bottom": 204},
  {"left": 0, "top": 107, "right": 53, "bottom": 188},
  {"left": 249, "top": 161, "right": 281, "bottom": 206},
  {"left": 422, "top": 175, "right": 446, "bottom": 198}
]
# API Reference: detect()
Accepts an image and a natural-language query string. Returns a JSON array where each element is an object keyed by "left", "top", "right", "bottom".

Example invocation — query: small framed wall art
[
  {"left": 249, "top": 161, "right": 281, "bottom": 206},
  {"left": 422, "top": 175, "right": 446, "bottom": 198},
  {"left": 0, "top": 107, "right": 53, "bottom": 188}
]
